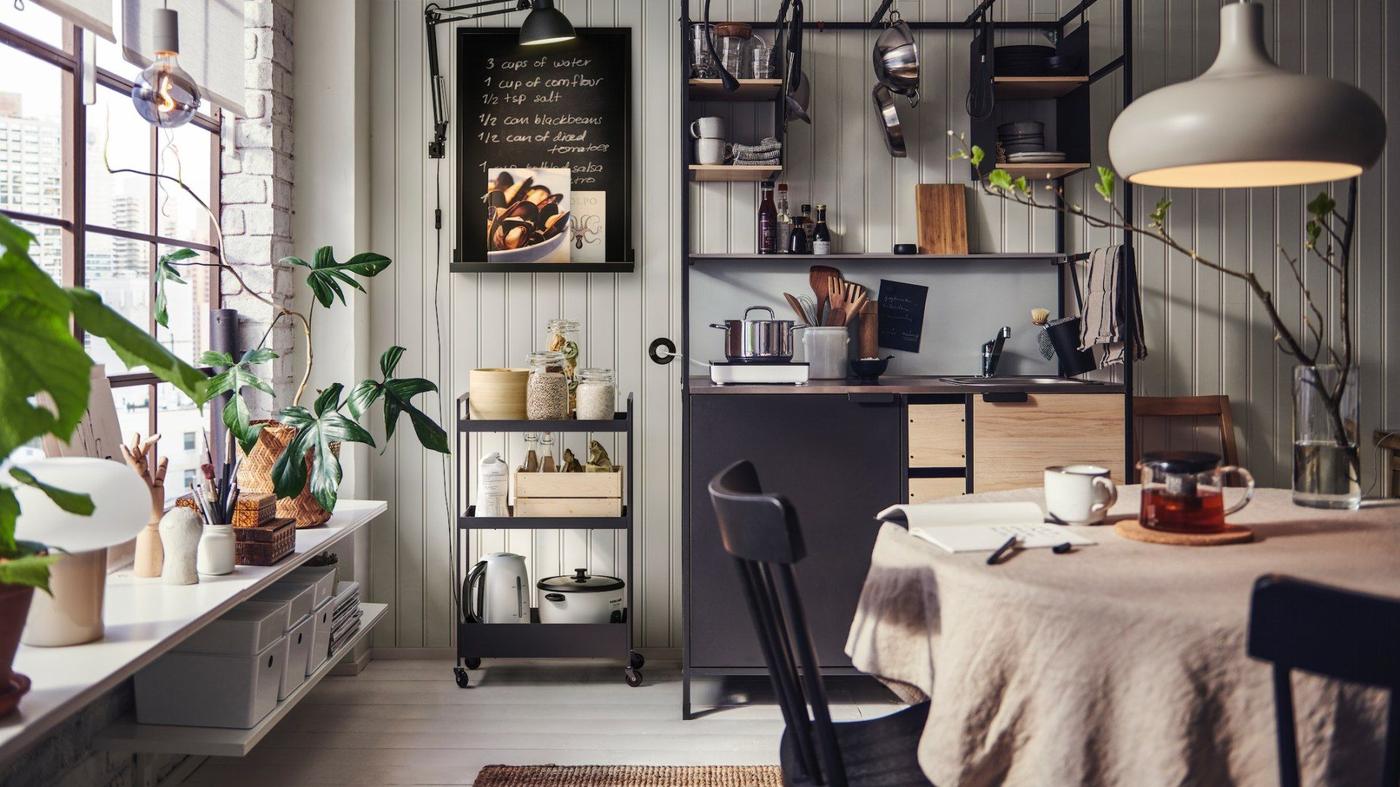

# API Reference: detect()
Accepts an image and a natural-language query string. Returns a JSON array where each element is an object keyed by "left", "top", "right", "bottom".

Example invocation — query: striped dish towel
[{"left": 1077, "top": 245, "right": 1147, "bottom": 366}]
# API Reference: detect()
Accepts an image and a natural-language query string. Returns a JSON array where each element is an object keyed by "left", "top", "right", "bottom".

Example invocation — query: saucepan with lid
[{"left": 710, "top": 305, "right": 796, "bottom": 363}]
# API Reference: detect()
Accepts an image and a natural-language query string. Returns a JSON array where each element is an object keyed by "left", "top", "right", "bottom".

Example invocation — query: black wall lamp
[{"left": 424, "top": 0, "right": 576, "bottom": 158}]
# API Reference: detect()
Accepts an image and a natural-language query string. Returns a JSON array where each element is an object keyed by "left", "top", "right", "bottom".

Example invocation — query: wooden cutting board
[{"left": 914, "top": 184, "right": 969, "bottom": 254}]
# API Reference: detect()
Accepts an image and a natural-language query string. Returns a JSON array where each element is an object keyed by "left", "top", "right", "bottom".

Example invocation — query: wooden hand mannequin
[{"left": 122, "top": 432, "right": 167, "bottom": 578}]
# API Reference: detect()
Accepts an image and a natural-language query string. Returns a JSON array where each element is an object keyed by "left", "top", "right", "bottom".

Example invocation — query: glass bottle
[
  {"left": 521, "top": 433, "right": 541, "bottom": 472},
  {"left": 544, "top": 319, "right": 581, "bottom": 415},
  {"left": 576, "top": 368, "right": 616, "bottom": 421},
  {"left": 793, "top": 203, "right": 813, "bottom": 254},
  {"left": 812, "top": 203, "right": 832, "bottom": 255},
  {"left": 539, "top": 432, "right": 558, "bottom": 473},
  {"left": 757, "top": 183, "right": 778, "bottom": 254},
  {"left": 775, "top": 183, "right": 793, "bottom": 254},
  {"left": 526, "top": 350, "right": 568, "bottom": 420}
]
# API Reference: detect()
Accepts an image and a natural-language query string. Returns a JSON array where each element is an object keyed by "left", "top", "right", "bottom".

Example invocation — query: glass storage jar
[
  {"left": 545, "top": 319, "right": 581, "bottom": 415},
  {"left": 526, "top": 350, "right": 568, "bottom": 420},
  {"left": 576, "top": 368, "right": 616, "bottom": 421}
]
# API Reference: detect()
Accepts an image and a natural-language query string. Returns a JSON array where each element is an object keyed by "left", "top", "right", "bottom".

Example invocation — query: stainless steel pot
[
  {"left": 872, "top": 84, "right": 907, "bottom": 158},
  {"left": 710, "top": 305, "right": 795, "bottom": 363},
  {"left": 873, "top": 15, "right": 919, "bottom": 105}
]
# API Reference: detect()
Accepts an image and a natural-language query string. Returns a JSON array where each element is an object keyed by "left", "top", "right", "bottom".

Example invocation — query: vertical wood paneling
[{"left": 365, "top": 0, "right": 1400, "bottom": 650}]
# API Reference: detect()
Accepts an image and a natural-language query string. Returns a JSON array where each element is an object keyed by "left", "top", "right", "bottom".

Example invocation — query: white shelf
[
  {"left": 95, "top": 603, "right": 388, "bottom": 758},
  {"left": 0, "top": 500, "right": 388, "bottom": 763}
]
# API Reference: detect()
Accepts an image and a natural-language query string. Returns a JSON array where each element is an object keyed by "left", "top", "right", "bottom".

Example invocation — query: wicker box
[
  {"left": 233, "top": 493, "right": 277, "bottom": 527},
  {"left": 175, "top": 494, "right": 204, "bottom": 522},
  {"left": 234, "top": 517, "right": 296, "bottom": 566}
]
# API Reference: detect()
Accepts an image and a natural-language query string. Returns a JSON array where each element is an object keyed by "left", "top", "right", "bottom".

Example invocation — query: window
[
  {"left": 0, "top": 7, "right": 222, "bottom": 502},
  {"left": 183, "top": 469, "right": 196, "bottom": 488}
]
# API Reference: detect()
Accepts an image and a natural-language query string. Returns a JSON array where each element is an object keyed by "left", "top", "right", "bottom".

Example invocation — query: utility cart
[{"left": 453, "top": 393, "right": 642, "bottom": 688}]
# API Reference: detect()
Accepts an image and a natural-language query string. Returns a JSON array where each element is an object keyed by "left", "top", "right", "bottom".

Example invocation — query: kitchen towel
[
  {"left": 731, "top": 136, "right": 782, "bottom": 164},
  {"left": 1077, "top": 245, "right": 1147, "bottom": 366}
]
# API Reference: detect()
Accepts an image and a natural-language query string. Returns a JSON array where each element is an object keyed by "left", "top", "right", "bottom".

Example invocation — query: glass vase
[{"left": 1292, "top": 364, "right": 1361, "bottom": 509}]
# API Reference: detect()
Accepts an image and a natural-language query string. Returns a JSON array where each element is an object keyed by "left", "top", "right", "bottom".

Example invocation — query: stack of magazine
[{"left": 330, "top": 580, "right": 362, "bottom": 656}]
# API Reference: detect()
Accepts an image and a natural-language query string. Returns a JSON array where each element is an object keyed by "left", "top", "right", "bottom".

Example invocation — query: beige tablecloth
[{"left": 845, "top": 487, "right": 1400, "bottom": 787}]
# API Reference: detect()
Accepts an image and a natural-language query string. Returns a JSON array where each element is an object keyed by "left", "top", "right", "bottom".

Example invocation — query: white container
[
  {"left": 196, "top": 525, "right": 236, "bottom": 576},
  {"left": 307, "top": 598, "right": 334, "bottom": 674},
  {"left": 135, "top": 634, "right": 288, "bottom": 729},
  {"left": 801, "top": 326, "right": 850, "bottom": 379},
  {"left": 536, "top": 569, "right": 624, "bottom": 624},
  {"left": 255, "top": 582, "right": 317, "bottom": 626},
  {"left": 279, "top": 613, "right": 315, "bottom": 699},
  {"left": 279, "top": 565, "right": 338, "bottom": 608},
  {"left": 178, "top": 600, "right": 289, "bottom": 655}
]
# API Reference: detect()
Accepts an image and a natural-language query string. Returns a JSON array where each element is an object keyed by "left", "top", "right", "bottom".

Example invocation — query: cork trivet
[{"left": 1114, "top": 518, "right": 1253, "bottom": 546}]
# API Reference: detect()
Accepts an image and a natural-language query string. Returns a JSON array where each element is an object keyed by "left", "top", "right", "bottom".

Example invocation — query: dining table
[{"left": 845, "top": 485, "right": 1400, "bottom": 787}]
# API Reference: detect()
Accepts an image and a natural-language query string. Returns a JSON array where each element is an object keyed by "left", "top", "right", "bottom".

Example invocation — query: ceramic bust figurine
[
  {"left": 121, "top": 433, "right": 167, "bottom": 578},
  {"left": 159, "top": 507, "right": 201, "bottom": 585}
]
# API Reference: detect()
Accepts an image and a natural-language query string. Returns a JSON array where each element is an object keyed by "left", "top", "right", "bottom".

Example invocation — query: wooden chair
[
  {"left": 1134, "top": 395, "right": 1239, "bottom": 465},
  {"left": 708, "top": 460, "right": 932, "bottom": 787},
  {"left": 1247, "top": 574, "right": 1400, "bottom": 787}
]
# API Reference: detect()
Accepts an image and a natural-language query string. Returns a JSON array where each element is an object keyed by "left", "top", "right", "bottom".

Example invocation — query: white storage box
[
  {"left": 255, "top": 582, "right": 316, "bottom": 625},
  {"left": 307, "top": 598, "right": 333, "bottom": 674},
  {"left": 279, "top": 613, "right": 314, "bottom": 699},
  {"left": 279, "top": 565, "right": 338, "bottom": 608},
  {"left": 135, "top": 634, "right": 288, "bottom": 729},
  {"left": 177, "top": 600, "right": 288, "bottom": 656}
]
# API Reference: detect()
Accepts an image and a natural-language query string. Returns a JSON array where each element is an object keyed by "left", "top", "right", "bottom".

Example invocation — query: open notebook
[{"left": 877, "top": 501, "right": 1097, "bottom": 554}]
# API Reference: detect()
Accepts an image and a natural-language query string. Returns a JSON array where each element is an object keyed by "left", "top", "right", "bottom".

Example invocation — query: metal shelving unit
[{"left": 452, "top": 393, "right": 642, "bottom": 688}]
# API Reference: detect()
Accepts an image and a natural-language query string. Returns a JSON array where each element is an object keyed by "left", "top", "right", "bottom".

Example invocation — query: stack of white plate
[{"left": 1006, "top": 151, "right": 1067, "bottom": 163}]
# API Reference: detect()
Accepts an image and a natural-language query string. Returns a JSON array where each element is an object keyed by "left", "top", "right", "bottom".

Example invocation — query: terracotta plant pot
[
  {"left": 0, "top": 582, "right": 36, "bottom": 717},
  {"left": 237, "top": 420, "right": 340, "bottom": 528}
]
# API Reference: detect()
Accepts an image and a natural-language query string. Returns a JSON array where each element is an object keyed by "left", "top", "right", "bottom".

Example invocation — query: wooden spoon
[
  {"left": 783, "top": 292, "right": 810, "bottom": 325},
  {"left": 825, "top": 276, "right": 847, "bottom": 325},
  {"left": 842, "top": 291, "right": 869, "bottom": 329},
  {"left": 809, "top": 265, "right": 842, "bottom": 326}
]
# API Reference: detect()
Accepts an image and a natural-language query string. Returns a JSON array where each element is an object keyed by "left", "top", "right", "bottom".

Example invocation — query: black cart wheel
[
  {"left": 624, "top": 667, "right": 643, "bottom": 687},
  {"left": 465, "top": 657, "right": 482, "bottom": 670},
  {"left": 453, "top": 667, "right": 471, "bottom": 688},
  {"left": 628, "top": 651, "right": 645, "bottom": 670}
]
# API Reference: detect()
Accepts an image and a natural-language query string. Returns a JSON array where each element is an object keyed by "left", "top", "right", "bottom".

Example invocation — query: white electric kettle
[{"left": 465, "top": 552, "right": 530, "bottom": 624}]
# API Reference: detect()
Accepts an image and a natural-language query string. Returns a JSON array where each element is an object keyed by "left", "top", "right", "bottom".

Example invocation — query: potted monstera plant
[{"left": 0, "top": 213, "right": 209, "bottom": 714}]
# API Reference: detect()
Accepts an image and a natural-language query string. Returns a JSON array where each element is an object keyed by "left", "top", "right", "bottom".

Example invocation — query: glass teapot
[{"left": 1137, "top": 451, "right": 1254, "bottom": 533}]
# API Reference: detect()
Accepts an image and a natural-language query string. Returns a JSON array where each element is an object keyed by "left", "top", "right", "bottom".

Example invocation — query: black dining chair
[
  {"left": 708, "top": 460, "right": 933, "bottom": 787},
  {"left": 1247, "top": 574, "right": 1400, "bottom": 787}
]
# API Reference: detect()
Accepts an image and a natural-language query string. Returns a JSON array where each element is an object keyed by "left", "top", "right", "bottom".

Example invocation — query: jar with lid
[
  {"left": 526, "top": 350, "right": 568, "bottom": 420},
  {"left": 545, "top": 319, "right": 581, "bottom": 415},
  {"left": 576, "top": 368, "right": 616, "bottom": 421}
]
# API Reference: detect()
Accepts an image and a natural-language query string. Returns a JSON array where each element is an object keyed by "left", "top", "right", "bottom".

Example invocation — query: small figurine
[
  {"left": 585, "top": 440, "right": 614, "bottom": 473},
  {"left": 561, "top": 448, "right": 584, "bottom": 473},
  {"left": 121, "top": 432, "right": 167, "bottom": 578},
  {"left": 159, "top": 507, "right": 202, "bottom": 585}
]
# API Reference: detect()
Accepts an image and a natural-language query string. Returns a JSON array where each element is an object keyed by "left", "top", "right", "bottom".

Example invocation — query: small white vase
[
  {"left": 197, "top": 525, "right": 236, "bottom": 576},
  {"left": 159, "top": 508, "right": 202, "bottom": 585}
]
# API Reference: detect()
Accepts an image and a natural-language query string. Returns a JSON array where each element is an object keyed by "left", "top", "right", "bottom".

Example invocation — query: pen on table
[{"left": 986, "top": 535, "right": 1021, "bottom": 565}]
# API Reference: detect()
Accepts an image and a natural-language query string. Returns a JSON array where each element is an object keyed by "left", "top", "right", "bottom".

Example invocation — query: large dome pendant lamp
[{"left": 1109, "top": 1, "right": 1385, "bottom": 189}]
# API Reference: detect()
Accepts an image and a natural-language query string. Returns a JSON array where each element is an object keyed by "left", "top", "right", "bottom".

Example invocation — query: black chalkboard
[
  {"left": 877, "top": 279, "right": 928, "bottom": 353},
  {"left": 456, "top": 28, "right": 631, "bottom": 264}
]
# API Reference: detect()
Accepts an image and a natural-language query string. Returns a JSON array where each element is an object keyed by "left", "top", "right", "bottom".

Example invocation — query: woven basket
[{"left": 237, "top": 420, "right": 340, "bottom": 528}]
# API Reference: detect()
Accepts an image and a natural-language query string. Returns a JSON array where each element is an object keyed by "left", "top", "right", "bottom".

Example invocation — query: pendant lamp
[
  {"left": 130, "top": 8, "right": 201, "bottom": 128},
  {"left": 519, "top": 0, "right": 575, "bottom": 46},
  {"left": 1109, "top": 1, "right": 1385, "bottom": 188}
]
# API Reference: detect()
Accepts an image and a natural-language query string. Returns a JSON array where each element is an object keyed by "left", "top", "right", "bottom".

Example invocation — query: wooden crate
[
  {"left": 515, "top": 469, "right": 622, "bottom": 499},
  {"left": 513, "top": 497, "right": 623, "bottom": 518}
]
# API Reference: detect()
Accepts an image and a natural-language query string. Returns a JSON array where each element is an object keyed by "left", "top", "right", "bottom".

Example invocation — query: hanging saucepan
[
  {"left": 786, "top": 70, "right": 812, "bottom": 124},
  {"left": 709, "top": 306, "right": 796, "bottom": 364},
  {"left": 872, "top": 84, "right": 907, "bottom": 158},
  {"left": 872, "top": 11, "right": 920, "bottom": 106}
]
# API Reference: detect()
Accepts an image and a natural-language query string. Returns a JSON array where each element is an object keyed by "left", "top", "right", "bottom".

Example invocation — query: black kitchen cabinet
[{"left": 686, "top": 394, "right": 903, "bottom": 676}]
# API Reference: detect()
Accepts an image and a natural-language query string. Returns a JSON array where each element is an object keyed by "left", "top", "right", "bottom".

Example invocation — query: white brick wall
[{"left": 221, "top": 0, "right": 296, "bottom": 413}]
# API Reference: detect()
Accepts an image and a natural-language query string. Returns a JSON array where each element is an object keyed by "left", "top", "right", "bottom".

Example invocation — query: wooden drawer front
[
  {"left": 909, "top": 477, "right": 966, "bottom": 502},
  {"left": 908, "top": 404, "right": 966, "bottom": 467},
  {"left": 972, "top": 394, "right": 1125, "bottom": 492}
]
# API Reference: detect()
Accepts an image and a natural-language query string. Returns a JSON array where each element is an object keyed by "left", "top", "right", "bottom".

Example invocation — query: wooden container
[
  {"left": 468, "top": 368, "right": 530, "bottom": 420},
  {"left": 233, "top": 493, "right": 276, "bottom": 528},
  {"left": 234, "top": 517, "right": 296, "bottom": 566},
  {"left": 512, "top": 469, "right": 623, "bottom": 518}
]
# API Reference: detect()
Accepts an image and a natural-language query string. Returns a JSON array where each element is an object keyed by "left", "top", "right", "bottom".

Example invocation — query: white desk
[{"left": 0, "top": 500, "right": 387, "bottom": 764}]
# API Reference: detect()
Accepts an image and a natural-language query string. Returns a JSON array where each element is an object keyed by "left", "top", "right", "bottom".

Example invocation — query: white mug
[
  {"left": 1044, "top": 465, "right": 1118, "bottom": 525},
  {"left": 689, "top": 116, "right": 726, "bottom": 139},
  {"left": 695, "top": 138, "right": 730, "bottom": 165}
]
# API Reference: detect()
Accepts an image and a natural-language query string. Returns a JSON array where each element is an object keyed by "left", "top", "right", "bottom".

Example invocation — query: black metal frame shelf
[
  {"left": 688, "top": 252, "right": 1067, "bottom": 264},
  {"left": 449, "top": 262, "right": 636, "bottom": 274},
  {"left": 453, "top": 393, "right": 641, "bottom": 687}
]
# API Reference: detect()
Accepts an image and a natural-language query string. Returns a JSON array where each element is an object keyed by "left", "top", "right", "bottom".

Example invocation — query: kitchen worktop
[{"left": 687, "top": 375, "right": 1125, "bottom": 395}]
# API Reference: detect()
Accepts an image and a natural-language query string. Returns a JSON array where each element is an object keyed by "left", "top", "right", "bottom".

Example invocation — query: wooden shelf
[
  {"left": 95, "top": 603, "right": 388, "bottom": 758},
  {"left": 993, "top": 75, "right": 1089, "bottom": 100},
  {"left": 688, "top": 164, "right": 783, "bottom": 182},
  {"left": 688, "top": 78, "right": 783, "bottom": 101},
  {"left": 995, "top": 162, "right": 1091, "bottom": 179},
  {"left": 450, "top": 262, "right": 635, "bottom": 274}
]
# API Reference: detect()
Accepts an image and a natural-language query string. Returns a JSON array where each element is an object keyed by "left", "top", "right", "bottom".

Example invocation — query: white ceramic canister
[
  {"left": 801, "top": 326, "right": 850, "bottom": 379},
  {"left": 196, "top": 525, "right": 236, "bottom": 576}
]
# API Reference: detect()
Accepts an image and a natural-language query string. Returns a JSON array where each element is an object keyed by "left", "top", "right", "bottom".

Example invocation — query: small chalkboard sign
[{"left": 878, "top": 279, "right": 928, "bottom": 353}]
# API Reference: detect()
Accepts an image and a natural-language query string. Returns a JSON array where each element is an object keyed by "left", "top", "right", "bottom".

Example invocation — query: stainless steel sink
[{"left": 939, "top": 375, "right": 1096, "bottom": 386}]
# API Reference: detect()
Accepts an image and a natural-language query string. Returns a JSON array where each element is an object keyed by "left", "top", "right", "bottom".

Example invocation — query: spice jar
[
  {"left": 545, "top": 319, "right": 581, "bottom": 415},
  {"left": 576, "top": 368, "right": 616, "bottom": 420},
  {"left": 526, "top": 350, "right": 568, "bottom": 420}
]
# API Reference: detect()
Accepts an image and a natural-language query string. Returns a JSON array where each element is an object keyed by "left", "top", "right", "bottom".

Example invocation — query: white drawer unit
[
  {"left": 278, "top": 565, "right": 338, "bottom": 609},
  {"left": 135, "top": 635, "right": 289, "bottom": 729},
  {"left": 279, "top": 614, "right": 315, "bottom": 700}
]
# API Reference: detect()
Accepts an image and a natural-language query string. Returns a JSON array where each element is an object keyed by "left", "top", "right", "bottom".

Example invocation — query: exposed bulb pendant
[
  {"left": 131, "top": 8, "right": 201, "bottom": 128},
  {"left": 1108, "top": 1, "right": 1385, "bottom": 188}
]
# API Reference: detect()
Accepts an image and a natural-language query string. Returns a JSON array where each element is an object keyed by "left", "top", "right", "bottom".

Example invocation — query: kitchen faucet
[{"left": 981, "top": 326, "right": 1011, "bottom": 377}]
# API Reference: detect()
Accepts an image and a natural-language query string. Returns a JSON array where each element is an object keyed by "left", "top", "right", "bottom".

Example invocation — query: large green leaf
[
  {"left": 283, "top": 247, "right": 392, "bottom": 308},
  {"left": 68, "top": 288, "right": 210, "bottom": 405},
  {"left": 0, "top": 545, "right": 61, "bottom": 595},
  {"left": 201, "top": 348, "right": 277, "bottom": 454},
  {"left": 0, "top": 294, "right": 92, "bottom": 459},
  {"left": 347, "top": 346, "right": 450, "bottom": 455},
  {"left": 271, "top": 384, "right": 376, "bottom": 512},
  {"left": 0, "top": 487, "right": 17, "bottom": 555},
  {"left": 154, "top": 247, "right": 195, "bottom": 328},
  {"left": 9, "top": 467, "right": 95, "bottom": 516}
]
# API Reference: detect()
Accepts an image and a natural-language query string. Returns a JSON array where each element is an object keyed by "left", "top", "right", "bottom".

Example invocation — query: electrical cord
[{"left": 433, "top": 155, "right": 460, "bottom": 622}]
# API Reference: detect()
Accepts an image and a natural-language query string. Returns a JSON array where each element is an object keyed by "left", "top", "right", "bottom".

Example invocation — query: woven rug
[{"left": 473, "top": 765, "right": 783, "bottom": 786}]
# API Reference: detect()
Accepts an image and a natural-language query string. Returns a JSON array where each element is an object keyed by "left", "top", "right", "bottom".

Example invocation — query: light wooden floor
[{"left": 182, "top": 658, "right": 903, "bottom": 786}]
